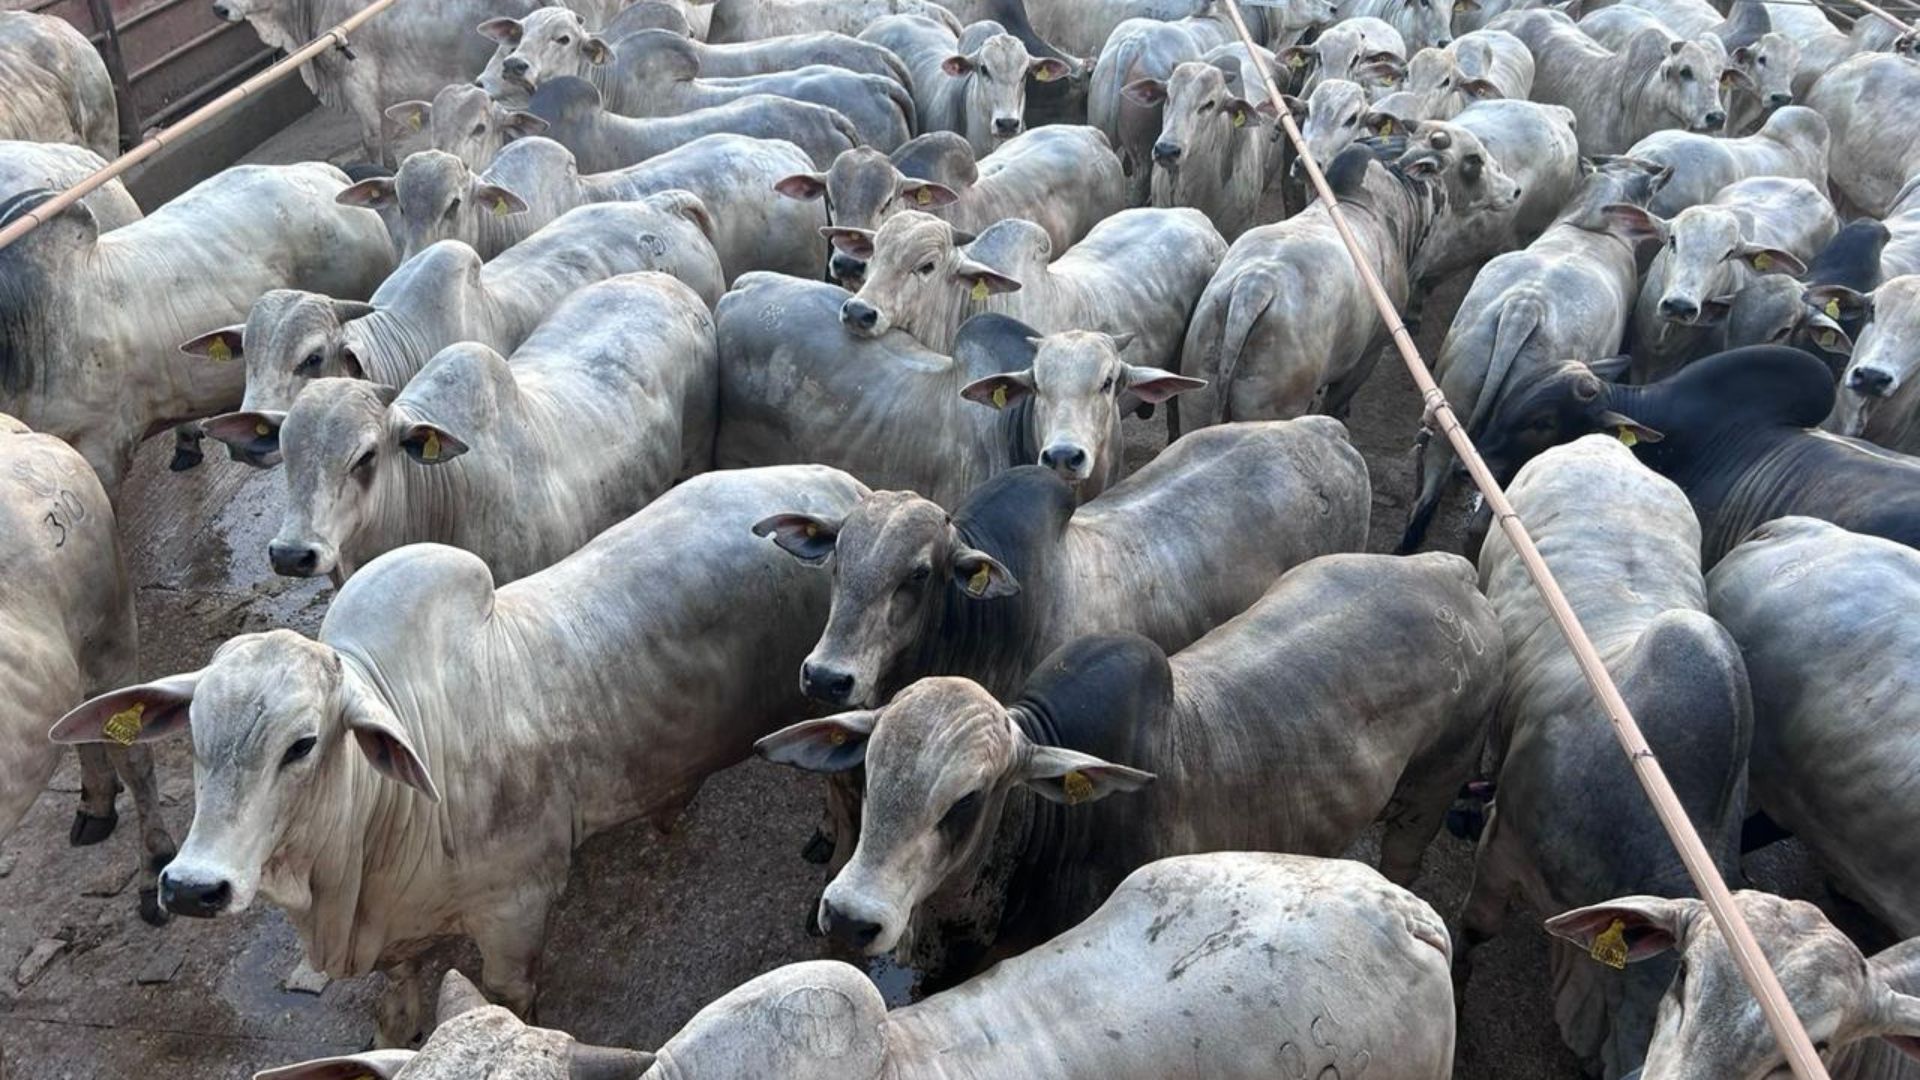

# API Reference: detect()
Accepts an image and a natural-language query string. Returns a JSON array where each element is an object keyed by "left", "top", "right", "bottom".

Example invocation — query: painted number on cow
[
  {"left": 11, "top": 459, "right": 87, "bottom": 549},
  {"left": 1432, "top": 604, "right": 1486, "bottom": 695}
]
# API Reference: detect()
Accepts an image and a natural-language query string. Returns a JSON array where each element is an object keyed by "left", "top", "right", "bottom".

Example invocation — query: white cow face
[
  {"left": 48, "top": 630, "right": 439, "bottom": 920},
  {"left": 838, "top": 211, "right": 1018, "bottom": 349},
  {"left": 1652, "top": 35, "right": 1730, "bottom": 134},
  {"left": 756, "top": 679, "right": 1149, "bottom": 957},
  {"left": 1607, "top": 203, "right": 1804, "bottom": 326},
  {"left": 477, "top": 8, "right": 610, "bottom": 102},
  {"left": 944, "top": 33, "right": 1068, "bottom": 155},
  {"left": 1730, "top": 32, "right": 1800, "bottom": 110},
  {"left": 270, "top": 378, "right": 407, "bottom": 580},
  {"left": 1834, "top": 276, "right": 1920, "bottom": 433},
  {"left": 1129, "top": 62, "right": 1260, "bottom": 175},
  {"left": 1546, "top": 893, "right": 1920, "bottom": 1080}
]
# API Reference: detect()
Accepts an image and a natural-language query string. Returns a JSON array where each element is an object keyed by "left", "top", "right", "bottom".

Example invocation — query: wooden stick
[
  {"left": 1213, "top": 2, "right": 1833, "bottom": 1076},
  {"left": 0, "top": 0, "right": 405, "bottom": 252}
]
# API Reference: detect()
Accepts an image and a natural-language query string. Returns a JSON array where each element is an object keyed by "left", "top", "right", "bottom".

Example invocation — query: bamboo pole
[
  {"left": 0, "top": 0, "right": 405, "bottom": 253},
  {"left": 1213, "top": 2, "right": 1832, "bottom": 1076}
]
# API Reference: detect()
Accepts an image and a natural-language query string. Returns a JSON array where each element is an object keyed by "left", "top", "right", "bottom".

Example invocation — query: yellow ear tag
[
  {"left": 1818, "top": 329, "right": 1838, "bottom": 348},
  {"left": 827, "top": 728, "right": 847, "bottom": 746},
  {"left": 1288, "top": 53, "right": 1307, "bottom": 69},
  {"left": 1061, "top": 769, "right": 1094, "bottom": 805},
  {"left": 971, "top": 279, "right": 989, "bottom": 302},
  {"left": 991, "top": 385, "right": 1007, "bottom": 409},
  {"left": 492, "top": 197, "right": 511, "bottom": 219},
  {"left": 1591, "top": 919, "right": 1629, "bottom": 970},
  {"left": 207, "top": 338, "right": 232, "bottom": 363},
  {"left": 1035, "top": 66, "right": 1054, "bottom": 82},
  {"left": 104, "top": 702, "right": 146, "bottom": 746},
  {"left": 915, "top": 187, "right": 932, "bottom": 206},
  {"left": 1752, "top": 253, "right": 1772, "bottom": 271},
  {"left": 1825, "top": 298, "right": 1842, "bottom": 320},
  {"left": 408, "top": 112, "right": 423, "bottom": 132},
  {"left": 1617, "top": 426, "right": 1638, "bottom": 448},
  {"left": 1232, "top": 111, "right": 1246, "bottom": 128},
  {"left": 968, "top": 563, "right": 992, "bottom": 595},
  {"left": 805, "top": 522, "right": 819, "bottom": 538},
  {"left": 422, "top": 431, "right": 442, "bottom": 461},
  {"left": 1379, "top": 118, "right": 1394, "bottom": 135},
  {"left": 254, "top": 421, "right": 271, "bottom": 438}
]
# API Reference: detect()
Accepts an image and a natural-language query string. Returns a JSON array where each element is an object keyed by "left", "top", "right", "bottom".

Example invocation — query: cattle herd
[{"left": 3, "top": 0, "right": 1920, "bottom": 1072}]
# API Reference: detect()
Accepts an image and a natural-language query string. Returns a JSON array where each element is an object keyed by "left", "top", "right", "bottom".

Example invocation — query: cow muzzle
[
  {"left": 1693, "top": 110, "right": 1726, "bottom": 132},
  {"left": 1768, "top": 92, "right": 1792, "bottom": 107},
  {"left": 1152, "top": 140, "right": 1183, "bottom": 167},
  {"left": 1658, "top": 296, "right": 1702, "bottom": 324},
  {"left": 1039, "top": 442, "right": 1091, "bottom": 483},
  {"left": 828, "top": 251, "right": 867, "bottom": 288},
  {"left": 992, "top": 116, "right": 1022, "bottom": 137},
  {"left": 819, "top": 896, "right": 887, "bottom": 952},
  {"left": 839, "top": 298, "right": 884, "bottom": 336},
  {"left": 801, "top": 660, "right": 859, "bottom": 706},
  {"left": 210, "top": 1, "right": 241, "bottom": 20},
  {"left": 269, "top": 539, "right": 335, "bottom": 578},
  {"left": 160, "top": 869, "right": 234, "bottom": 918},
  {"left": 1848, "top": 366, "right": 1896, "bottom": 397}
]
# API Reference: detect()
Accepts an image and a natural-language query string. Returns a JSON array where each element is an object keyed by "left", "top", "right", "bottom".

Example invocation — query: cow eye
[
  {"left": 281, "top": 735, "right": 318, "bottom": 769},
  {"left": 296, "top": 352, "right": 323, "bottom": 375},
  {"left": 978, "top": 65, "right": 991, "bottom": 79},
  {"left": 470, "top": 122, "right": 487, "bottom": 136},
  {"left": 1439, "top": 77, "right": 1451, "bottom": 88},
  {"left": 1100, "top": 375, "right": 1115, "bottom": 392},
  {"left": 908, "top": 563, "right": 933, "bottom": 584},
  {"left": 1199, "top": 99, "right": 1215, "bottom": 112},
  {"left": 351, "top": 448, "right": 377, "bottom": 476},
  {"left": 916, "top": 260, "right": 936, "bottom": 276},
  {"left": 1756, "top": 55, "right": 1768, "bottom": 66},
  {"left": 1680, "top": 66, "right": 1694, "bottom": 79},
  {"left": 444, "top": 197, "right": 462, "bottom": 219},
  {"left": 556, "top": 34, "right": 571, "bottom": 44},
  {"left": 939, "top": 790, "right": 983, "bottom": 838}
]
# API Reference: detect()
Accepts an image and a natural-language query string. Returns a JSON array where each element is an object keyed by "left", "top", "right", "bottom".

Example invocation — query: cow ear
[
  {"left": 501, "top": 110, "right": 548, "bottom": 138},
  {"left": 1544, "top": 896, "right": 1698, "bottom": 964},
  {"left": 1586, "top": 354, "right": 1632, "bottom": 382},
  {"left": 1029, "top": 57, "right": 1071, "bottom": 83},
  {"left": 204, "top": 411, "right": 286, "bottom": 462},
  {"left": 1280, "top": 93, "right": 1309, "bottom": 120},
  {"left": 1365, "top": 111, "right": 1402, "bottom": 136},
  {"left": 820, "top": 226, "right": 875, "bottom": 258},
  {"left": 476, "top": 16, "right": 521, "bottom": 44},
  {"left": 1123, "top": 365, "right": 1206, "bottom": 403},
  {"left": 471, "top": 183, "right": 527, "bottom": 219},
  {"left": 342, "top": 676, "right": 441, "bottom": 802},
  {"left": 49, "top": 673, "right": 203, "bottom": 746},
  {"left": 1599, "top": 203, "right": 1669, "bottom": 244},
  {"left": 951, "top": 547, "right": 1019, "bottom": 599},
  {"left": 181, "top": 324, "right": 246, "bottom": 362},
  {"left": 774, "top": 172, "right": 828, "bottom": 201},
  {"left": 397, "top": 422, "right": 469, "bottom": 465},
  {"left": 941, "top": 53, "right": 977, "bottom": 77},
  {"left": 897, "top": 180, "right": 958, "bottom": 208},
  {"left": 1461, "top": 77, "right": 1501, "bottom": 99},
  {"left": 385, "top": 100, "right": 431, "bottom": 134},
  {"left": 753, "top": 512, "right": 840, "bottom": 564},
  {"left": 959, "top": 370, "right": 1035, "bottom": 410},
  {"left": 1278, "top": 47, "right": 1314, "bottom": 76},
  {"left": 1455, "top": 0, "right": 1481, "bottom": 11},
  {"left": 1803, "top": 310, "right": 1854, "bottom": 355},
  {"left": 952, "top": 259, "right": 1021, "bottom": 297},
  {"left": 581, "top": 35, "right": 612, "bottom": 65},
  {"left": 336, "top": 177, "right": 396, "bottom": 210},
  {"left": 1353, "top": 58, "right": 1406, "bottom": 85},
  {"left": 755, "top": 712, "right": 877, "bottom": 773},
  {"left": 253, "top": 1051, "right": 416, "bottom": 1080},
  {"left": 1597, "top": 409, "right": 1664, "bottom": 444},
  {"left": 1739, "top": 245, "right": 1804, "bottom": 276},
  {"left": 1121, "top": 77, "right": 1167, "bottom": 106},
  {"left": 1720, "top": 66, "right": 1757, "bottom": 93},
  {"left": 1804, "top": 284, "right": 1872, "bottom": 324},
  {"left": 1223, "top": 97, "right": 1259, "bottom": 128},
  {"left": 1018, "top": 743, "right": 1155, "bottom": 805}
]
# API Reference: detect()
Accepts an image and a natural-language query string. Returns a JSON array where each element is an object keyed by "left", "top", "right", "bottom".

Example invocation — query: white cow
[
  {"left": 1806, "top": 52, "right": 1920, "bottom": 216},
  {"left": 0, "top": 11, "right": 118, "bottom": 158},
  {"left": 51, "top": 464, "right": 868, "bottom": 1047}
]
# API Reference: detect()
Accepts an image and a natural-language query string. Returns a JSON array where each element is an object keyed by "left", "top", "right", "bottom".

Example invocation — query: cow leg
[
  {"left": 374, "top": 959, "right": 428, "bottom": 1048},
  {"left": 1398, "top": 439, "right": 1455, "bottom": 555},
  {"left": 1455, "top": 805, "right": 1520, "bottom": 993},
  {"left": 471, "top": 895, "right": 551, "bottom": 1021},
  {"left": 110, "top": 743, "right": 176, "bottom": 925},
  {"left": 168, "top": 422, "right": 206, "bottom": 472},
  {"left": 1380, "top": 737, "right": 1483, "bottom": 887},
  {"left": 70, "top": 744, "right": 121, "bottom": 846}
]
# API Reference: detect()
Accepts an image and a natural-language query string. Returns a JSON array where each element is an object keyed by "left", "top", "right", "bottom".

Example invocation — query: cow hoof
[
  {"left": 168, "top": 445, "right": 205, "bottom": 472},
  {"left": 70, "top": 808, "right": 118, "bottom": 846},
  {"left": 138, "top": 887, "right": 169, "bottom": 927},
  {"left": 800, "top": 828, "right": 835, "bottom": 865},
  {"left": 1444, "top": 804, "right": 1486, "bottom": 842}
]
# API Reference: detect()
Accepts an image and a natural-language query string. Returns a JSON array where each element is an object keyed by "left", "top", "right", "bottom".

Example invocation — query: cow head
[
  {"left": 1830, "top": 276, "right": 1918, "bottom": 437},
  {"left": 359, "top": 146, "right": 532, "bottom": 259},
  {"left": 389, "top": 83, "right": 548, "bottom": 171},
  {"left": 210, "top": 0, "right": 266, "bottom": 24},
  {"left": 757, "top": 677, "right": 1152, "bottom": 955},
  {"left": 839, "top": 212, "right": 1017, "bottom": 352},
  {"left": 1721, "top": 274, "right": 1852, "bottom": 360},
  {"left": 1611, "top": 202, "right": 1804, "bottom": 327},
  {"left": 1474, "top": 356, "right": 1655, "bottom": 483},
  {"left": 1399, "top": 0, "right": 1457, "bottom": 49},
  {"left": 1399, "top": 120, "right": 1524, "bottom": 277},
  {"left": 1630, "top": 30, "right": 1728, "bottom": 134},
  {"left": 942, "top": 32, "right": 1067, "bottom": 156},
  {"left": 1125, "top": 62, "right": 1261, "bottom": 178},
  {"left": 1289, "top": 78, "right": 1399, "bottom": 180},
  {"left": 189, "top": 290, "right": 375, "bottom": 465},
  {"left": 266, "top": 379, "right": 402, "bottom": 579},
  {"left": 49, "top": 629, "right": 438, "bottom": 919},
  {"left": 1728, "top": 32, "right": 1799, "bottom": 111},
  {"left": 477, "top": 8, "right": 610, "bottom": 103},
  {"left": 755, "top": 490, "right": 1018, "bottom": 708},
  {"left": 1545, "top": 893, "right": 1920, "bottom": 1080},
  {"left": 960, "top": 330, "right": 1199, "bottom": 490},
  {"left": 774, "top": 147, "right": 959, "bottom": 287}
]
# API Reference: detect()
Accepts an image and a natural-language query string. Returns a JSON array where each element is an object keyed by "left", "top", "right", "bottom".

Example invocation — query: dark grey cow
[
  {"left": 256, "top": 273, "right": 716, "bottom": 584},
  {"left": 1399, "top": 156, "right": 1671, "bottom": 552},
  {"left": 1464, "top": 436, "right": 1751, "bottom": 1078},
  {"left": 1491, "top": 10, "right": 1728, "bottom": 155},
  {"left": 754, "top": 417, "right": 1370, "bottom": 711},
  {"left": 51, "top": 464, "right": 866, "bottom": 1047},
  {"left": 196, "top": 196, "right": 722, "bottom": 459},
  {"left": 716, "top": 274, "right": 1202, "bottom": 504},
  {"left": 1470, "top": 346, "right": 1920, "bottom": 565},
  {"left": 0, "top": 11, "right": 118, "bottom": 158},
  {"left": 861, "top": 16, "right": 1069, "bottom": 157},
  {"left": 1710, "top": 517, "right": 1920, "bottom": 938},
  {"left": 779, "top": 127, "right": 1125, "bottom": 286},
  {"left": 757, "top": 551, "right": 1497, "bottom": 981},
  {"left": 1546, "top": 892, "right": 1920, "bottom": 1079},
  {"left": 1719, "top": 218, "right": 1887, "bottom": 375},
  {"left": 525, "top": 76, "right": 859, "bottom": 172},
  {"left": 371, "top": 135, "right": 823, "bottom": 280}
]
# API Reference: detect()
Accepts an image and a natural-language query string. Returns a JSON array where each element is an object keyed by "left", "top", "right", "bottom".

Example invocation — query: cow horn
[
  {"left": 436, "top": 969, "right": 491, "bottom": 1021},
  {"left": 568, "top": 1044, "right": 656, "bottom": 1079},
  {"left": 1429, "top": 129, "right": 1452, "bottom": 150}
]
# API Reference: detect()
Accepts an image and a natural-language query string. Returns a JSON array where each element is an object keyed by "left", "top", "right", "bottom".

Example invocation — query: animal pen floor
[{"left": 0, "top": 106, "right": 1853, "bottom": 1079}]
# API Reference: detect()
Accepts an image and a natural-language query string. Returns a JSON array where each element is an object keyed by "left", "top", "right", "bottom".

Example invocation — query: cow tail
[
  {"left": 1215, "top": 271, "right": 1277, "bottom": 426},
  {"left": 828, "top": 109, "right": 862, "bottom": 151},
  {"left": 1465, "top": 296, "right": 1543, "bottom": 438},
  {"left": 883, "top": 79, "right": 915, "bottom": 133}
]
